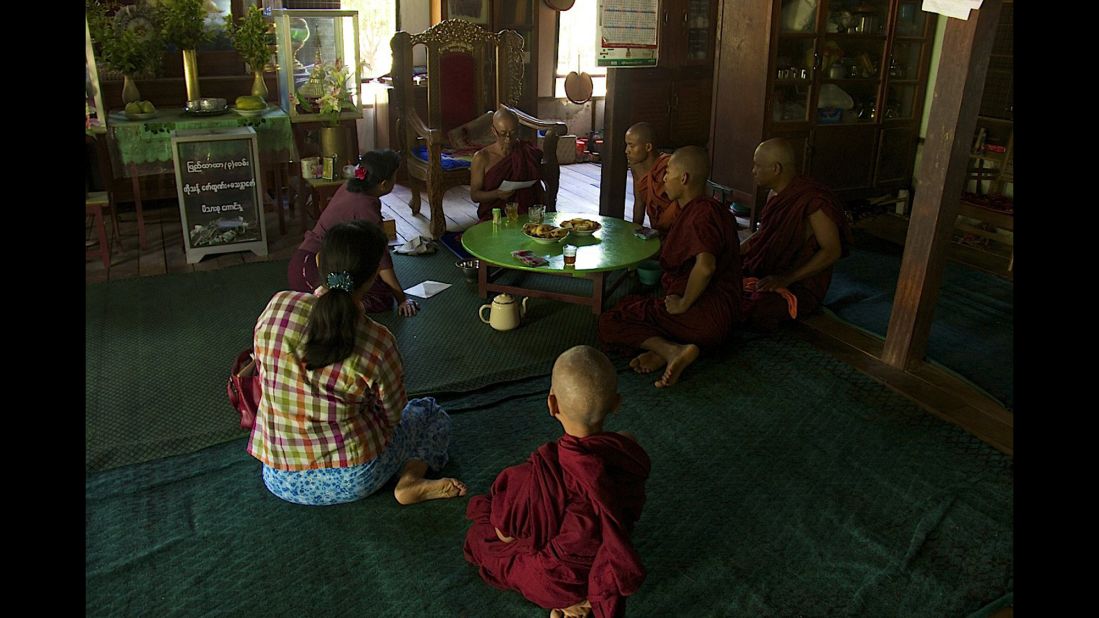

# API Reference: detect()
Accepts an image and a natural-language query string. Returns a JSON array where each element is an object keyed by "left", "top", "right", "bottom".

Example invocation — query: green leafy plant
[
  {"left": 291, "top": 59, "right": 358, "bottom": 126},
  {"left": 223, "top": 6, "right": 271, "bottom": 72},
  {"left": 86, "top": 1, "right": 162, "bottom": 76},
  {"left": 158, "top": 0, "right": 212, "bottom": 50}
]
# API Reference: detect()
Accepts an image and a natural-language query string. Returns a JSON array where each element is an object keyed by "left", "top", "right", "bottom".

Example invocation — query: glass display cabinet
[
  {"left": 709, "top": 0, "right": 937, "bottom": 227},
  {"left": 272, "top": 9, "right": 362, "bottom": 123}
]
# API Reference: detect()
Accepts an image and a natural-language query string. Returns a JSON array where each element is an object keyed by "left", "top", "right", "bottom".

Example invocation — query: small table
[
  {"left": 107, "top": 108, "right": 297, "bottom": 245},
  {"left": 302, "top": 176, "right": 345, "bottom": 226},
  {"left": 461, "top": 212, "right": 660, "bottom": 314}
]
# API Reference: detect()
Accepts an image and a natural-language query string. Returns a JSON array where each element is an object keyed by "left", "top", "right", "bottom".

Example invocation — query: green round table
[{"left": 461, "top": 212, "right": 661, "bottom": 314}]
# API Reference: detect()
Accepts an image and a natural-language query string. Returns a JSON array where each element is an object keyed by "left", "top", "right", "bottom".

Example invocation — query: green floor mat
[
  {"left": 825, "top": 230, "right": 1014, "bottom": 410},
  {"left": 86, "top": 331, "right": 1012, "bottom": 616},
  {"left": 86, "top": 251, "right": 643, "bottom": 473},
  {"left": 86, "top": 260, "right": 287, "bottom": 474}
]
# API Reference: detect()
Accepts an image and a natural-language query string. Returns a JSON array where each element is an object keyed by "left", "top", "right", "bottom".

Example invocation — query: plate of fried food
[
  {"left": 558, "top": 217, "right": 602, "bottom": 236},
  {"left": 522, "top": 222, "right": 570, "bottom": 244}
]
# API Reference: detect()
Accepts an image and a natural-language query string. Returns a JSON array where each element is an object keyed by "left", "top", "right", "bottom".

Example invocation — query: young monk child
[{"left": 463, "top": 345, "right": 651, "bottom": 618}]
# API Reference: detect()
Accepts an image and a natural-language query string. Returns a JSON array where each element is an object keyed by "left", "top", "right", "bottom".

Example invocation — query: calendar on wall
[{"left": 596, "top": 0, "right": 659, "bottom": 67}]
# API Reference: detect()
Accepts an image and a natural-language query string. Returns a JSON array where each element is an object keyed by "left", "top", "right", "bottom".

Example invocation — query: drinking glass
[
  {"left": 505, "top": 202, "right": 519, "bottom": 224},
  {"left": 563, "top": 244, "right": 577, "bottom": 267},
  {"left": 528, "top": 204, "right": 545, "bottom": 223}
]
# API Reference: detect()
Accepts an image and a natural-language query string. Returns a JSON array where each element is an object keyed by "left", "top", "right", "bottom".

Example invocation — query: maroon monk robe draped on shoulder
[
  {"left": 597, "top": 196, "right": 742, "bottom": 350},
  {"left": 741, "top": 175, "right": 852, "bottom": 330},
  {"left": 476, "top": 140, "right": 546, "bottom": 221},
  {"left": 464, "top": 433, "right": 651, "bottom": 618}
]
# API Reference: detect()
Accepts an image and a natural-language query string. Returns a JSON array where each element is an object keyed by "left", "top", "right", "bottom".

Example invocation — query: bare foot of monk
[
  {"left": 629, "top": 351, "right": 665, "bottom": 374},
  {"left": 394, "top": 477, "right": 467, "bottom": 505},
  {"left": 654, "top": 344, "right": 700, "bottom": 388},
  {"left": 549, "top": 599, "right": 592, "bottom": 618}
]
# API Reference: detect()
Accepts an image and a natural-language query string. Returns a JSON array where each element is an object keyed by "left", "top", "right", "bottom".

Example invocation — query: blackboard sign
[{"left": 171, "top": 127, "right": 269, "bottom": 264}]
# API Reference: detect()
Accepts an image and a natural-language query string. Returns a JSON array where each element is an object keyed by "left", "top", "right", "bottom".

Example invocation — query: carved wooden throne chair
[{"left": 391, "top": 19, "right": 567, "bottom": 239}]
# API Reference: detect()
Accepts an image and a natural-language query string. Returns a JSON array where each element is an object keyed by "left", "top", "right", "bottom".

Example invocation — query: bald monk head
[
  {"left": 663, "top": 145, "right": 710, "bottom": 205},
  {"left": 624, "top": 122, "right": 658, "bottom": 166},
  {"left": 752, "top": 138, "right": 798, "bottom": 192},
  {"left": 548, "top": 345, "right": 621, "bottom": 436},
  {"left": 492, "top": 106, "right": 521, "bottom": 153}
]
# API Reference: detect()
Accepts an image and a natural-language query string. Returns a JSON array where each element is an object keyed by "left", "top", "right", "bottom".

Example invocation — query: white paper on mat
[
  {"left": 499, "top": 179, "right": 539, "bottom": 192},
  {"left": 403, "top": 280, "right": 451, "bottom": 299}
]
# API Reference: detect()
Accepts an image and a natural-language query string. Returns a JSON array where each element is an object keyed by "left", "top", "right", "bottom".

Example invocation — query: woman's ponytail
[{"left": 302, "top": 220, "right": 387, "bottom": 369}]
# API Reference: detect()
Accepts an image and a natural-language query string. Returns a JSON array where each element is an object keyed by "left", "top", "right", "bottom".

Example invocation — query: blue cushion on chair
[{"left": 412, "top": 145, "right": 473, "bottom": 170}]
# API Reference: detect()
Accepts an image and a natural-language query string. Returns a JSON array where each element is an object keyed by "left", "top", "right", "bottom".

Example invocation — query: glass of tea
[{"left": 562, "top": 244, "right": 577, "bottom": 267}]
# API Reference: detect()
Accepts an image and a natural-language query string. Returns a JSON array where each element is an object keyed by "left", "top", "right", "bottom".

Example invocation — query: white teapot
[{"left": 479, "top": 293, "right": 528, "bottom": 331}]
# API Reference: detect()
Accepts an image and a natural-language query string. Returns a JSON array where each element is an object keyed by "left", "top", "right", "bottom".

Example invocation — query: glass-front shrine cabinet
[
  {"left": 773, "top": 0, "right": 932, "bottom": 126},
  {"left": 272, "top": 9, "right": 362, "bottom": 123}
]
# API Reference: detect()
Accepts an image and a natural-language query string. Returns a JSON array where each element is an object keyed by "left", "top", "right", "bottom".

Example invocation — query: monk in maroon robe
[
  {"left": 470, "top": 107, "right": 546, "bottom": 221},
  {"left": 598, "top": 146, "right": 742, "bottom": 388},
  {"left": 464, "top": 346, "right": 651, "bottom": 618},
  {"left": 625, "top": 122, "right": 679, "bottom": 234},
  {"left": 741, "top": 138, "right": 852, "bottom": 331}
]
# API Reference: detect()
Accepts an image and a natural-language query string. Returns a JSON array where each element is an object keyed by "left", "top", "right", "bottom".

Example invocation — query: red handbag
[{"left": 227, "top": 348, "right": 262, "bottom": 430}]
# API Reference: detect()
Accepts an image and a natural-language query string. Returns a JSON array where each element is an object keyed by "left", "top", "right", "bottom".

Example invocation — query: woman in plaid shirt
[{"left": 249, "top": 220, "right": 467, "bottom": 506}]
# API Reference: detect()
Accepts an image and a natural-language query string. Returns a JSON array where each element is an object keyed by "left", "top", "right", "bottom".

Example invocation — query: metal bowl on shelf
[{"left": 186, "top": 98, "right": 227, "bottom": 113}]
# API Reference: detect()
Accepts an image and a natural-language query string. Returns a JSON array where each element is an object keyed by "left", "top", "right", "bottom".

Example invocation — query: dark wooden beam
[
  {"left": 599, "top": 68, "right": 631, "bottom": 218},
  {"left": 881, "top": 0, "right": 1004, "bottom": 369}
]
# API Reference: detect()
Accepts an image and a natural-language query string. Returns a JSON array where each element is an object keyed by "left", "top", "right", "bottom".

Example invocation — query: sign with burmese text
[{"left": 171, "top": 127, "right": 268, "bottom": 264}]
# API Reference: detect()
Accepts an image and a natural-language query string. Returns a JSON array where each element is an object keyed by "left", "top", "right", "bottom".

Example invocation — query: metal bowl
[
  {"left": 456, "top": 259, "right": 480, "bottom": 282},
  {"left": 186, "top": 98, "right": 227, "bottom": 113}
]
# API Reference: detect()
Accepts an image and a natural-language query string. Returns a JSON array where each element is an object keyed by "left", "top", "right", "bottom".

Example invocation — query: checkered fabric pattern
[{"left": 247, "top": 291, "right": 407, "bottom": 470}]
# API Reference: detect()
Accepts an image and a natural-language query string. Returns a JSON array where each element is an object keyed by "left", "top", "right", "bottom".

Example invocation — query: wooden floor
[
  {"left": 85, "top": 163, "right": 635, "bottom": 284},
  {"left": 85, "top": 164, "right": 1012, "bottom": 458}
]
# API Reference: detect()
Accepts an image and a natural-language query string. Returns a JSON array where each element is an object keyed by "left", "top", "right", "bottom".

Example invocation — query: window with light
[{"left": 555, "top": 0, "right": 607, "bottom": 98}]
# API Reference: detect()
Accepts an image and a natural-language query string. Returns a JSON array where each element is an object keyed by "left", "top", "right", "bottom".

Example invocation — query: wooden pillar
[
  {"left": 599, "top": 68, "right": 631, "bottom": 218},
  {"left": 881, "top": 0, "right": 1004, "bottom": 369}
]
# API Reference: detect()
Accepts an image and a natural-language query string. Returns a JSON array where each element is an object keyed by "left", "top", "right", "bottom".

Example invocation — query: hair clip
[{"left": 326, "top": 271, "right": 354, "bottom": 293}]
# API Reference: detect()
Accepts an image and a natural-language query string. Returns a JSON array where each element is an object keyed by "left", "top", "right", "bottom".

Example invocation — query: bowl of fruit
[
  {"left": 231, "top": 95, "right": 270, "bottom": 117},
  {"left": 522, "top": 223, "right": 570, "bottom": 244},
  {"left": 123, "top": 100, "right": 158, "bottom": 120}
]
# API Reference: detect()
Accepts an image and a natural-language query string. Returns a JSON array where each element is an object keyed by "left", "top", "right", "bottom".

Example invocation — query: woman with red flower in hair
[{"left": 288, "top": 149, "right": 419, "bottom": 317}]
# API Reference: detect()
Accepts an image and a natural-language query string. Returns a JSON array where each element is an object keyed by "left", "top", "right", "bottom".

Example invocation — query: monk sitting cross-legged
[
  {"left": 470, "top": 106, "right": 546, "bottom": 221},
  {"left": 740, "top": 138, "right": 853, "bottom": 331},
  {"left": 598, "top": 146, "right": 743, "bottom": 388},
  {"left": 463, "top": 345, "right": 651, "bottom": 618},
  {"left": 625, "top": 122, "right": 679, "bottom": 234}
]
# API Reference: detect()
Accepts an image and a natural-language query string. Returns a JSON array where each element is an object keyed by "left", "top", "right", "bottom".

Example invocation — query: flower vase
[
  {"left": 122, "top": 74, "right": 141, "bottom": 104},
  {"left": 251, "top": 70, "right": 269, "bottom": 99},
  {"left": 319, "top": 125, "right": 350, "bottom": 167},
  {"left": 182, "top": 49, "right": 201, "bottom": 101}
]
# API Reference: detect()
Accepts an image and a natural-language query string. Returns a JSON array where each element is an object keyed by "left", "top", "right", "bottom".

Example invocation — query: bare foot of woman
[
  {"left": 394, "top": 477, "right": 468, "bottom": 505},
  {"left": 654, "top": 344, "right": 700, "bottom": 388},
  {"left": 393, "top": 460, "right": 467, "bottom": 505},
  {"left": 629, "top": 350, "right": 665, "bottom": 374},
  {"left": 549, "top": 599, "right": 592, "bottom": 618}
]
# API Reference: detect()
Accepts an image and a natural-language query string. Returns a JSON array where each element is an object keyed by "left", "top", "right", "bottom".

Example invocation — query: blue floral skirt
[{"left": 261, "top": 397, "right": 452, "bottom": 506}]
